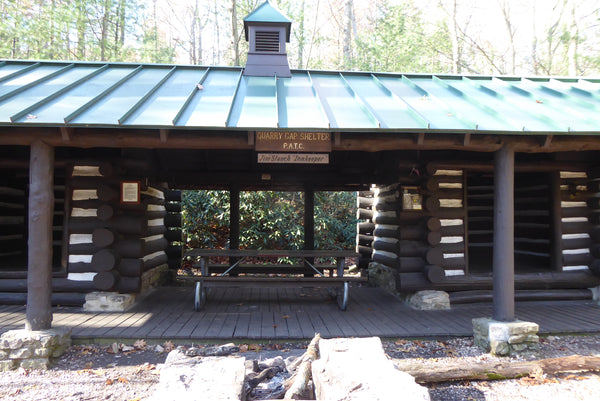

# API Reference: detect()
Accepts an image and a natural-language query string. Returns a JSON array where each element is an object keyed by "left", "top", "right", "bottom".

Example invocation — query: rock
[
  {"left": 368, "top": 262, "right": 399, "bottom": 294},
  {"left": 20, "top": 358, "right": 50, "bottom": 370},
  {"left": 312, "top": 337, "right": 430, "bottom": 401},
  {"left": 185, "top": 343, "right": 239, "bottom": 357},
  {"left": 150, "top": 353, "right": 246, "bottom": 401},
  {"left": 0, "top": 360, "right": 17, "bottom": 372},
  {"left": 408, "top": 290, "right": 450, "bottom": 310},
  {"left": 258, "top": 356, "right": 286, "bottom": 371}
]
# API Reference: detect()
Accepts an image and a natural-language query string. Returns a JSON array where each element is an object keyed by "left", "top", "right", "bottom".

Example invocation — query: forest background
[{"left": 2, "top": 0, "right": 599, "bottom": 250}]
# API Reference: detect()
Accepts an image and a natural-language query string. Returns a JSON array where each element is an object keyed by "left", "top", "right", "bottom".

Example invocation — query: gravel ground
[{"left": 0, "top": 335, "right": 599, "bottom": 400}]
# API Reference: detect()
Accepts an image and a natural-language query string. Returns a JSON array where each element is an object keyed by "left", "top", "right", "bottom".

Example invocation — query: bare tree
[
  {"left": 231, "top": 0, "right": 239, "bottom": 66},
  {"left": 342, "top": 0, "right": 354, "bottom": 69},
  {"left": 498, "top": 0, "right": 516, "bottom": 74}
]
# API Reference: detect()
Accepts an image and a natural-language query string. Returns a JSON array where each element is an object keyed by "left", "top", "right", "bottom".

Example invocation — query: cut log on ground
[
  {"left": 395, "top": 355, "right": 600, "bottom": 383},
  {"left": 284, "top": 333, "right": 320, "bottom": 400}
]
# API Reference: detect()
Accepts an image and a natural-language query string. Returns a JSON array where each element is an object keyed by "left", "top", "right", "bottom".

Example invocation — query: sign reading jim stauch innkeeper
[{"left": 255, "top": 131, "right": 332, "bottom": 152}]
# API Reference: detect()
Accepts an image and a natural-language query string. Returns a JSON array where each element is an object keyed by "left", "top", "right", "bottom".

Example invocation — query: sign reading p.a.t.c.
[{"left": 255, "top": 131, "right": 332, "bottom": 152}]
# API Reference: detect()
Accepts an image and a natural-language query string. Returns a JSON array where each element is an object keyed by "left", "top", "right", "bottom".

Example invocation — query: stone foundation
[
  {"left": 83, "top": 264, "right": 169, "bottom": 312},
  {"left": 0, "top": 328, "right": 71, "bottom": 371},
  {"left": 473, "top": 318, "right": 539, "bottom": 356},
  {"left": 84, "top": 292, "right": 137, "bottom": 312},
  {"left": 591, "top": 286, "right": 600, "bottom": 304},
  {"left": 141, "top": 264, "right": 169, "bottom": 292},
  {"left": 408, "top": 290, "right": 450, "bottom": 310},
  {"left": 367, "top": 262, "right": 399, "bottom": 295}
]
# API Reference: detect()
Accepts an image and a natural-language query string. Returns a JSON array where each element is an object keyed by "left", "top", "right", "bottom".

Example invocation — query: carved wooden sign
[
  {"left": 255, "top": 131, "right": 332, "bottom": 152},
  {"left": 257, "top": 153, "right": 329, "bottom": 164}
]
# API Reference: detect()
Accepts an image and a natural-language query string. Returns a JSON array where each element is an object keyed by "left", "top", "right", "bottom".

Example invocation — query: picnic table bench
[{"left": 182, "top": 249, "right": 365, "bottom": 311}]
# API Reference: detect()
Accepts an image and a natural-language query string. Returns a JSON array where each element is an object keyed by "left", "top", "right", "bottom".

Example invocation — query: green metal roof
[
  {"left": 244, "top": 0, "right": 291, "bottom": 24},
  {"left": 1, "top": 59, "right": 600, "bottom": 134}
]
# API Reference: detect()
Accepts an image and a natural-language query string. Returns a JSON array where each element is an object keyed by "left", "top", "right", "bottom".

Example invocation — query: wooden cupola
[{"left": 243, "top": 0, "right": 292, "bottom": 77}]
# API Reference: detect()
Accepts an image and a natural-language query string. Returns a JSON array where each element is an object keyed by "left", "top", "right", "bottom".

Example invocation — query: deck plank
[{"left": 2, "top": 287, "right": 600, "bottom": 340}]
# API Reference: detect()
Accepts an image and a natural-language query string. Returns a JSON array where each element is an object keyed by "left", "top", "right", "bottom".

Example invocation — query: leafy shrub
[{"left": 181, "top": 190, "right": 356, "bottom": 251}]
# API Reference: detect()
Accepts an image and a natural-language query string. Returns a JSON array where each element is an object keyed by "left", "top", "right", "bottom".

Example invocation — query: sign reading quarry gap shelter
[{"left": 255, "top": 131, "right": 331, "bottom": 164}]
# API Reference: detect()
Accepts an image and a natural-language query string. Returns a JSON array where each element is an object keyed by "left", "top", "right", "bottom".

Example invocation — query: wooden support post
[
  {"left": 26, "top": 140, "right": 54, "bottom": 331},
  {"left": 304, "top": 188, "right": 315, "bottom": 250},
  {"left": 493, "top": 145, "right": 515, "bottom": 322},
  {"left": 550, "top": 171, "right": 563, "bottom": 271},
  {"left": 229, "top": 186, "right": 240, "bottom": 269},
  {"left": 304, "top": 188, "right": 315, "bottom": 276}
]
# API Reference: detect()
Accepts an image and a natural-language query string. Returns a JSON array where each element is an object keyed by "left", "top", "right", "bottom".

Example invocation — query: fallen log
[
  {"left": 284, "top": 333, "right": 320, "bottom": 400},
  {"left": 396, "top": 355, "right": 600, "bottom": 383}
]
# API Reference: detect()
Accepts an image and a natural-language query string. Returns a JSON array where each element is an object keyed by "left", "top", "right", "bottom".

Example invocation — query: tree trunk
[
  {"left": 231, "top": 0, "right": 239, "bottom": 66},
  {"left": 342, "top": 0, "right": 353, "bottom": 69},
  {"left": 396, "top": 355, "right": 600, "bottom": 383}
]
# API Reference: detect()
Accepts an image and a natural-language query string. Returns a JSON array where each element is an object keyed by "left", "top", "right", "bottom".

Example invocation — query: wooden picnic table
[{"left": 182, "top": 249, "right": 364, "bottom": 311}]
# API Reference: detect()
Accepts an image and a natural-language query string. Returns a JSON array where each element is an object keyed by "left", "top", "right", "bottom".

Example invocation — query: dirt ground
[{"left": 0, "top": 335, "right": 599, "bottom": 401}]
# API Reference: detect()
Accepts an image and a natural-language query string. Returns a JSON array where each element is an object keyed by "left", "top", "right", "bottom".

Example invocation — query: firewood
[
  {"left": 284, "top": 333, "right": 321, "bottom": 399},
  {"left": 395, "top": 354, "right": 600, "bottom": 383}
]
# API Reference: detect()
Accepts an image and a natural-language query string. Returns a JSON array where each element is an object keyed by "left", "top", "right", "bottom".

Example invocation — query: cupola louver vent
[{"left": 255, "top": 31, "right": 280, "bottom": 52}]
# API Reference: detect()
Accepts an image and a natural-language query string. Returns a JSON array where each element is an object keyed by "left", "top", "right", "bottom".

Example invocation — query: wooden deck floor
[{"left": 2, "top": 286, "right": 600, "bottom": 341}]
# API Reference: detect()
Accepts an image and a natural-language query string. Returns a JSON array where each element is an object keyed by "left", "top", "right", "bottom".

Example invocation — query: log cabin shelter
[{"left": 2, "top": 0, "right": 600, "bottom": 331}]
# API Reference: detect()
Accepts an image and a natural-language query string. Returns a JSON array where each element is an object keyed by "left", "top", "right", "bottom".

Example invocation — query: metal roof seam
[
  {"left": 0, "top": 62, "right": 40, "bottom": 84},
  {"left": 10, "top": 64, "right": 111, "bottom": 123},
  {"left": 172, "top": 67, "right": 211, "bottom": 126},
  {"left": 430, "top": 75, "right": 479, "bottom": 130},
  {"left": 64, "top": 65, "right": 143, "bottom": 124},
  {"left": 224, "top": 70, "right": 244, "bottom": 128},
  {"left": 119, "top": 66, "right": 177, "bottom": 125},
  {"left": 370, "top": 74, "right": 429, "bottom": 129},
  {"left": 492, "top": 77, "right": 569, "bottom": 131},
  {"left": 275, "top": 74, "right": 280, "bottom": 128},
  {"left": 339, "top": 73, "right": 381, "bottom": 128},
  {"left": 307, "top": 71, "right": 335, "bottom": 129},
  {"left": 462, "top": 77, "right": 553, "bottom": 132},
  {"left": 0, "top": 63, "right": 74, "bottom": 105}
]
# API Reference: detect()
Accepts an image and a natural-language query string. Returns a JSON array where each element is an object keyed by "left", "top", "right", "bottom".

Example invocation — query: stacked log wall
[
  {"left": 587, "top": 167, "right": 600, "bottom": 276},
  {"left": 165, "top": 190, "right": 183, "bottom": 272},
  {"left": 356, "top": 189, "right": 374, "bottom": 270},
  {"left": 0, "top": 165, "right": 74, "bottom": 304},
  {"left": 398, "top": 162, "right": 600, "bottom": 299},
  {"left": 67, "top": 162, "right": 169, "bottom": 296},
  {"left": 371, "top": 168, "right": 446, "bottom": 291},
  {"left": 561, "top": 170, "right": 592, "bottom": 271}
]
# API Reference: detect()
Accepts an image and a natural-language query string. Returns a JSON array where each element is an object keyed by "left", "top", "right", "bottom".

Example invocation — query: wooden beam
[
  {"left": 463, "top": 133, "right": 471, "bottom": 146},
  {"left": 493, "top": 145, "right": 515, "bottom": 322},
  {"left": 334, "top": 132, "right": 341, "bottom": 146},
  {"left": 248, "top": 131, "right": 255, "bottom": 146},
  {"left": 417, "top": 132, "right": 425, "bottom": 145},
  {"left": 26, "top": 140, "right": 54, "bottom": 331},
  {"left": 3, "top": 127, "right": 600, "bottom": 153},
  {"left": 159, "top": 129, "right": 169, "bottom": 143},
  {"left": 60, "top": 126, "right": 72, "bottom": 142},
  {"left": 543, "top": 134, "right": 553, "bottom": 148}
]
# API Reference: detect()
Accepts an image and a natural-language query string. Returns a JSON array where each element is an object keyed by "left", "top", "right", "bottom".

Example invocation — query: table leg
[
  {"left": 337, "top": 281, "right": 348, "bottom": 311},
  {"left": 200, "top": 256, "right": 209, "bottom": 276},
  {"left": 336, "top": 257, "right": 345, "bottom": 277},
  {"left": 194, "top": 281, "right": 207, "bottom": 311}
]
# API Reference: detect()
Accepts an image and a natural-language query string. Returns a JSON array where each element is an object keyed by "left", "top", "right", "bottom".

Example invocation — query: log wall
[
  {"left": 0, "top": 164, "right": 72, "bottom": 304},
  {"left": 356, "top": 189, "right": 374, "bottom": 270},
  {"left": 165, "top": 190, "right": 183, "bottom": 271},
  {"left": 67, "top": 162, "right": 170, "bottom": 295},
  {"left": 370, "top": 161, "right": 600, "bottom": 299},
  {"left": 370, "top": 168, "right": 446, "bottom": 290}
]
